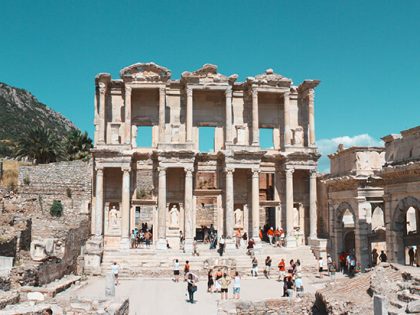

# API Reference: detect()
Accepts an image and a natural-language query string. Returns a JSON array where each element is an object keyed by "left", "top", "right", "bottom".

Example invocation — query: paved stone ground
[{"left": 62, "top": 274, "right": 333, "bottom": 315}]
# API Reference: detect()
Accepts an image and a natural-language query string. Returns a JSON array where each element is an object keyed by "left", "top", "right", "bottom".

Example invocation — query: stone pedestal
[
  {"left": 84, "top": 236, "right": 104, "bottom": 275},
  {"left": 105, "top": 272, "right": 115, "bottom": 297},
  {"left": 309, "top": 237, "right": 328, "bottom": 260}
]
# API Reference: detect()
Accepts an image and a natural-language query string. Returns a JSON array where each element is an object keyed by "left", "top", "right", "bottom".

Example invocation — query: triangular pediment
[
  {"left": 247, "top": 69, "right": 292, "bottom": 87},
  {"left": 181, "top": 64, "right": 237, "bottom": 84},
  {"left": 120, "top": 62, "right": 171, "bottom": 82}
]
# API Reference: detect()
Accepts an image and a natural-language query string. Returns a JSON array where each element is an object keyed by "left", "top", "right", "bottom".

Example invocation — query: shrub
[
  {"left": 23, "top": 173, "right": 30, "bottom": 185},
  {"left": 50, "top": 200, "right": 63, "bottom": 217}
]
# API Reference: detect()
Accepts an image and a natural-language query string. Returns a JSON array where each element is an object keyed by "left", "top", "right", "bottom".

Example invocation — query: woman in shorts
[
  {"left": 219, "top": 273, "right": 231, "bottom": 300},
  {"left": 173, "top": 259, "right": 180, "bottom": 282}
]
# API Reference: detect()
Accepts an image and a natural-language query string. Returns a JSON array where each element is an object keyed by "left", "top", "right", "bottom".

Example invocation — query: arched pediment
[
  {"left": 181, "top": 64, "right": 237, "bottom": 84},
  {"left": 120, "top": 62, "right": 171, "bottom": 82}
]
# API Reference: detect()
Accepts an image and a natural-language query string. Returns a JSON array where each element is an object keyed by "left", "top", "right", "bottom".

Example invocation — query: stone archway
[
  {"left": 335, "top": 202, "right": 356, "bottom": 257},
  {"left": 390, "top": 196, "right": 420, "bottom": 264}
]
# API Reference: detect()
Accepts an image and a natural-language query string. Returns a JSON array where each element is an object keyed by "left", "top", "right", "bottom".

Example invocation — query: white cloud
[{"left": 317, "top": 134, "right": 383, "bottom": 173}]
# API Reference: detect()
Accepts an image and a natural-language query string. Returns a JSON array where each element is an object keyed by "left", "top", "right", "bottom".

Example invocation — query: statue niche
[
  {"left": 105, "top": 202, "right": 121, "bottom": 235},
  {"left": 292, "top": 126, "right": 304, "bottom": 146},
  {"left": 169, "top": 204, "right": 180, "bottom": 228},
  {"left": 234, "top": 208, "right": 243, "bottom": 228}
]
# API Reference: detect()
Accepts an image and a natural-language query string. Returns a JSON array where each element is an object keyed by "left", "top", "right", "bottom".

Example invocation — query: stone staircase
[{"left": 101, "top": 243, "right": 319, "bottom": 279}]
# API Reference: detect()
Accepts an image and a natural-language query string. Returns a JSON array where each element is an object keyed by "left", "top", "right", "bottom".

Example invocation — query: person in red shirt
[
  {"left": 259, "top": 228, "right": 263, "bottom": 240},
  {"left": 267, "top": 227, "right": 274, "bottom": 245},
  {"left": 277, "top": 258, "right": 286, "bottom": 281}
]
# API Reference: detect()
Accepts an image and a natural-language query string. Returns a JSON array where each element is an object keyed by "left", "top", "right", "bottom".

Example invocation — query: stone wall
[{"left": 18, "top": 161, "right": 92, "bottom": 217}]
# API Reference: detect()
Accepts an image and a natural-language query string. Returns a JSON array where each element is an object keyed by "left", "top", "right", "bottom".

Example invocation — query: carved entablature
[
  {"left": 297, "top": 80, "right": 320, "bottom": 93},
  {"left": 380, "top": 162, "right": 420, "bottom": 184},
  {"left": 181, "top": 64, "right": 237, "bottom": 85},
  {"left": 120, "top": 62, "right": 171, "bottom": 82},
  {"left": 247, "top": 69, "right": 292, "bottom": 88}
]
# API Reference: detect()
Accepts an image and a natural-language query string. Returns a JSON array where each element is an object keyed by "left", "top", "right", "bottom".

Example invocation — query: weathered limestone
[
  {"left": 309, "top": 170, "right": 317, "bottom": 239},
  {"left": 285, "top": 168, "right": 296, "bottom": 247},
  {"left": 92, "top": 63, "right": 320, "bottom": 255}
]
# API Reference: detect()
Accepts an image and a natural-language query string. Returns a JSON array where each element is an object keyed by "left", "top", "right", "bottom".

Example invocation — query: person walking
[
  {"left": 173, "top": 259, "right": 180, "bottom": 282},
  {"left": 192, "top": 239, "right": 200, "bottom": 256},
  {"left": 214, "top": 269, "right": 223, "bottom": 293},
  {"left": 186, "top": 273, "right": 197, "bottom": 303},
  {"left": 285, "top": 276, "right": 294, "bottom": 298},
  {"left": 409, "top": 247, "right": 415, "bottom": 266},
  {"left": 218, "top": 235, "right": 225, "bottom": 257},
  {"left": 264, "top": 256, "right": 272, "bottom": 279},
  {"left": 235, "top": 229, "right": 242, "bottom": 249},
  {"left": 111, "top": 262, "right": 120, "bottom": 286},
  {"left": 277, "top": 258, "right": 286, "bottom": 281},
  {"left": 251, "top": 256, "right": 258, "bottom": 277},
  {"left": 318, "top": 257, "right": 324, "bottom": 278},
  {"left": 207, "top": 269, "right": 214, "bottom": 293},
  {"left": 372, "top": 249, "right": 379, "bottom": 266},
  {"left": 327, "top": 254, "right": 333, "bottom": 276},
  {"left": 232, "top": 271, "right": 241, "bottom": 299},
  {"left": 247, "top": 238, "right": 255, "bottom": 256},
  {"left": 184, "top": 260, "right": 190, "bottom": 281},
  {"left": 219, "top": 273, "right": 231, "bottom": 300},
  {"left": 329, "top": 261, "right": 337, "bottom": 283},
  {"left": 267, "top": 227, "right": 274, "bottom": 245}
]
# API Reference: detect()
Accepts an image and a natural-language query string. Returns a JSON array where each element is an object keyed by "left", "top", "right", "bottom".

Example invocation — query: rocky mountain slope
[{"left": 0, "top": 82, "right": 77, "bottom": 156}]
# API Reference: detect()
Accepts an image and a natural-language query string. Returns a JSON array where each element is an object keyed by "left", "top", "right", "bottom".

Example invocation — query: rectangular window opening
[
  {"left": 199, "top": 127, "right": 215, "bottom": 152},
  {"left": 260, "top": 128, "right": 274, "bottom": 149},
  {"left": 136, "top": 126, "right": 153, "bottom": 148}
]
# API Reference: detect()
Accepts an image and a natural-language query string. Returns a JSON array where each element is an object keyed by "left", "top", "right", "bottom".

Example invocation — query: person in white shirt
[
  {"left": 318, "top": 257, "right": 324, "bottom": 278},
  {"left": 173, "top": 259, "right": 180, "bottom": 282},
  {"left": 111, "top": 262, "right": 120, "bottom": 285},
  {"left": 232, "top": 271, "right": 241, "bottom": 299}
]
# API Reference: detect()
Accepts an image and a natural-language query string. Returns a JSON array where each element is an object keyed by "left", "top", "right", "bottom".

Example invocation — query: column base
[
  {"left": 156, "top": 238, "right": 167, "bottom": 250},
  {"left": 285, "top": 236, "right": 297, "bottom": 248},
  {"left": 184, "top": 238, "right": 193, "bottom": 253}
]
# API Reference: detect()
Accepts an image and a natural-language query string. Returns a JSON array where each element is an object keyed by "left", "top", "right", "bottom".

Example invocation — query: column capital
[
  {"left": 225, "top": 167, "right": 235, "bottom": 174},
  {"left": 251, "top": 88, "right": 258, "bottom": 98},
  {"left": 283, "top": 91, "right": 290, "bottom": 98},
  {"left": 95, "top": 165, "right": 104, "bottom": 172},
  {"left": 159, "top": 86, "right": 166, "bottom": 95},
  {"left": 184, "top": 166, "right": 194, "bottom": 175},
  {"left": 186, "top": 86, "right": 193, "bottom": 97},
  {"left": 121, "top": 166, "right": 131, "bottom": 173},
  {"left": 285, "top": 168, "right": 295, "bottom": 176},
  {"left": 98, "top": 82, "right": 107, "bottom": 95},
  {"left": 309, "top": 169, "right": 317, "bottom": 177},
  {"left": 225, "top": 87, "right": 232, "bottom": 97},
  {"left": 252, "top": 168, "right": 260, "bottom": 177},
  {"left": 158, "top": 166, "right": 167, "bottom": 173},
  {"left": 125, "top": 85, "right": 132, "bottom": 94}
]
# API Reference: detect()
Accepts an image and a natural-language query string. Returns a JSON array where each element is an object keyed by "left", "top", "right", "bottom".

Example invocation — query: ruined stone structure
[
  {"left": 380, "top": 126, "right": 420, "bottom": 265},
  {"left": 90, "top": 62, "right": 320, "bottom": 255},
  {"left": 319, "top": 126, "right": 420, "bottom": 268}
]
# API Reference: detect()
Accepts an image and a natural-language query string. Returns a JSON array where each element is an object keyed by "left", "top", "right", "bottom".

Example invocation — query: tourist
[
  {"left": 111, "top": 262, "right": 120, "bottom": 286},
  {"left": 264, "top": 256, "right": 272, "bottom": 279},
  {"left": 184, "top": 260, "right": 190, "bottom": 281},
  {"left": 348, "top": 254, "right": 356, "bottom": 277},
  {"left": 251, "top": 256, "right": 258, "bottom": 277},
  {"left": 277, "top": 258, "right": 286, "bottom": 281},
  {"left": 235, "top": 229, "right": 241, "bottom": 249},
  {"left": 192, "top": 239, "right": 199, "bottom": 256},
  {"left": 242, "top": 231, "right": 248, "bottom": 246},
  {"left": 173, "top": 259, "right": 180, "bottom": 282},
  {"left": 280, "top": 228, "right": 285, "bottom": 247},
  {"left": 274, "top": 228, "right": 281, "bottom": 247},
  {"left": 285, "top": 276, "right": 294, "bottom": 298},
  {"left": 130, "top": 229, "right": 136, "bottom": 249},
  {"left": 203, "top": 226, "right": 209, "bottom": 244},
  {"left": 267, "top": 227, "right": 274, "bottom": 245},
  {"left": 379, "top": 250, "right": 388, "bottom": 263},
  {"left": 329, "top": 261, "right": 337, "bottom": 283},
  {"left": 232, "top": 271, "right": 241, "bottom": 299},
  {"left": 339, "top": 252, "right": 347, "bottom": 273},
  {"left": 186, "top": 273, "right": 197, "bottom": 303},
  {"left": 295, "top": 275, "right": 303, "bottom": 297},
  {"left": 219, "top": 272, "right": 231, "bottom": 300},
  {"left": 287, "top": 259, "right": 295, "bottom": 276},
  {"left": 207, "top": 269, "right": 214, "bottom": 293},
  {"left": 372, "top": 248, "right": 379, "bottom": 266},
  {"left": 327, "top": 254, "right": 333, "bottom": 276},
  {"left": 295, "top": 260, "right": 302, "bottom": 279},
  {"left": 179, "top": 231, "right": 185, "bottom": 251},
  {"left": 218, "top": 235, "right": 226, "bottom": 256},
  {"left": 282, "top": 276, "right": 288, "bottom": 297},
  {"left": 210, "top": 232, "right": 217, "bottom": 250},
  {"left": 247, "top": 238, "right": 255, "bottom": 256},
  {"left": 214, "top": 269, "right": 222, "bottom": 292},
  {"left": 318, "top": 257, "right": 324, "bottom": 278},
  {"left": 144, "top": 230, "right": 152, "bottom": 248},
  {"left": 259, "top": 228, "right": 263, "bottom": 241},
  {"left": 409, "top": 247, "right": 415, "bottom": 266}
]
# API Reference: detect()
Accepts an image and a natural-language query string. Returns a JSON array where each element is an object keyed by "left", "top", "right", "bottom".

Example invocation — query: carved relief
[
  {"left": 120, "top": 62, "right": 171, "bottom": 82},
  {"left": 292, "top": 126, "right": 304, "bottom": 146}
]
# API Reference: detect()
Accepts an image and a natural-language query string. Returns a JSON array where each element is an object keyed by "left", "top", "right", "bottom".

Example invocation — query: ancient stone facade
[{"left": 91, "top": 62, "right": 320, "bottom": 253}]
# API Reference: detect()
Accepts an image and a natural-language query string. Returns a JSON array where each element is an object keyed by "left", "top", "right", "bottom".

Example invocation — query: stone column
[
  {"left": 285, "top": 168, "right": 296, "bottom": 247},
  {"left": 157, "top": 167, "right": 167, "bottom": 249},
  {"left": 225, "top": 167, "right": 234, "bottom": 239},
  {"left": 308, "top": 89, "right": 316, "bottom": 146},
  {"left": 225, "top": 87, "right": 233, "bottom": 145},
  {"left": 95, "top": 166, "right": 104, "bottom": 236},
  {"left": 309, "top": 169, "right": 318, "bottom": 240},
  {"left": 251, "top": 89, "right": 259, "bottom": 146},
  {"left": 121, "top": 167, "right": 131, "bottom": 248},
  {"left": 274, "top": 171, "right": 281, "bottom": 230},
  {"left": 186, "top": 87, "right": 193, "bottom": 142},
  {"left": 159, "top": 87, "right": 166, "bottom": 143},
  {"left": 283, "top": 92, "right": 291, "bottom": 146},
  {"left": 184, "top": 167, "right": 194, "bottom": 251},
  {"left": 98, "top": 83, "right": 106, "bottom": 144},
  {"left": 124, "top": 86, "right": 132, "bottom": 145},
  {"left": 252, "top": 169, "right": 260, "bottom": 239}
]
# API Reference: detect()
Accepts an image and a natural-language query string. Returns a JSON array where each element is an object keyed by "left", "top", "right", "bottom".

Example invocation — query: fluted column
[
  {"left": 308, "top": 90, "right": 316, "bottom": 146},
  {"left": 159, "top": 87, "right": 166, "bottom": 143},
  {"left": 225, "top": 87, "right": 233, "bottom": 144},
  {"left": 284, "top": 92, "right": 291, "bottom": 146},
  {"left": 157, "top": 166, "right": 167, "bottom": 249},
  {"left": 186, "top": 87, "right": 193, "bottom": 142},
  {"left": 309, "top": 169, "right": 317, "bottom": 239},
  {"left": 95, "top": 166, "right": 104, "bottom": 236},
  {"left": 184, "top": 167, "right": 194, "bottom": 251},
  {"left": 98, "top": 83, "right": 106, "bottom": 144},
  {"left": 251, "top": 89, "right": 259, "bottom": 145},
  {"left": 121, "top": 166, "right": 131, "bottom": 247},
  {"left": 124, "top": 86, "right": 132, "bottom": 145},
  {"left": 252, "top": 169, "right": 260, "bottom": 239},
  {"left": 225, "top": 167, "right": 234, "bottom": 238},
  {"left": 285, "top": 168, "right": 296, "bottom": 247}
]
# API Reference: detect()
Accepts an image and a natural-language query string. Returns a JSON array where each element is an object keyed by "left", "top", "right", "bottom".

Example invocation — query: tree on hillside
[
  {"left": 15, "top": 126, "right": 64, "bottom": 164},
  {"left": 64, "top": 130, "right": 93, "bottom": 161}
]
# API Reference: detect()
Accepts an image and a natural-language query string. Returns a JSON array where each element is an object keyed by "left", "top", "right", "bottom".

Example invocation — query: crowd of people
[{"left": 130, "top": 223, "right": 153, "bottom": 249}]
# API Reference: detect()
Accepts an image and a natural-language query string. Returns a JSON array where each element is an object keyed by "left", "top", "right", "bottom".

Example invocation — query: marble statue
[
  {"left": 234, "top": 208, "right": 243, "bottom": 227},
  {"left": 169, "top": 205, "right": 179, "bottom": 227},
  {"left": 109, "top": 206, "right": 119, "bottom": 227}
]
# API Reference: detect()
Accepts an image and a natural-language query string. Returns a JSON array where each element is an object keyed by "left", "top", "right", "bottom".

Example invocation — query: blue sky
[{"left": 1, "top": 1, "right": 419, "bottom": 171}]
